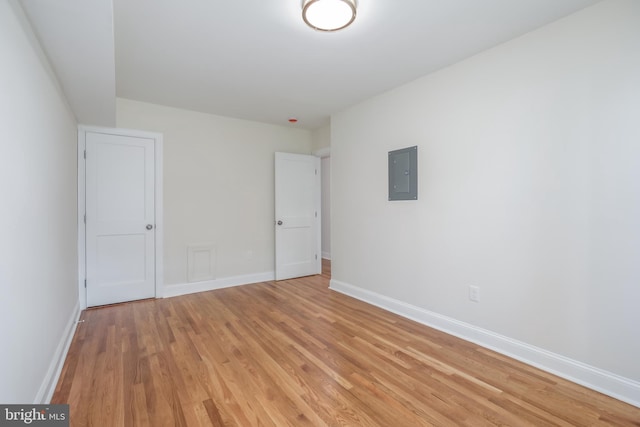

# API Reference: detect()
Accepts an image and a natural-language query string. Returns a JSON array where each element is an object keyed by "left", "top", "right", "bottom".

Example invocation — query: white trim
[
  {"left": 329, "top": 279, "right": 640, "bottom": 409},
  {"left": 321, "top": 251, "right": 331, "bottom": 260},
  {"left": 77, "top": 125, "right": 164, "bottom": 307},
  {"left": 315, "top": 156, "right": 322, "bottom": 275},
  {"left": 35, "top": 300, "right": 81, "bottom": 403},
  {"left": 164, "top": 271, "right": 275, "bottom": 298},
  {"left": 313, "top": 147, "right": 331, "bottom": 158},
  {"left": 77, "top": 130, "right": 86, "bottom": 308},
  {"left": 154, "top": 130, "right": 164, "bottom": 298}
]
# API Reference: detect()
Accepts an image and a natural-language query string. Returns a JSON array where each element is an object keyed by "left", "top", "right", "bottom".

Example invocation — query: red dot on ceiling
[{"left": 288, "top": 118, "right": 298, "bottom": 123}]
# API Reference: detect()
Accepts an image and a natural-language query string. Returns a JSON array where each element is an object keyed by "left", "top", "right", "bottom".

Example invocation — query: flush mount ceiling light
[{"left": 302, "top": 0, "right": 357, "bottom": 32}]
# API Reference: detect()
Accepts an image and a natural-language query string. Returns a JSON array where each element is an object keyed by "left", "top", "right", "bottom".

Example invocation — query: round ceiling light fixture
[{"left": 302, "top": 0, "right": 357, "bottom": 32}]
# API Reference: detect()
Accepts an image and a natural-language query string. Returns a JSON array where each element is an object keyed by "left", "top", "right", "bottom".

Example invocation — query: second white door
[
  {"left": 85, "top": 131, "right": 156, "bottom": 307},
  {"left": 275, "top": 152, "right": 321, "bottom": 280}
]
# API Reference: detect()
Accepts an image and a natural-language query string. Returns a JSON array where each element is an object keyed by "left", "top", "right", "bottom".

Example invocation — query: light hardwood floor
[{"left": 53, "top": 260, "right": 640, "bottom": 426}]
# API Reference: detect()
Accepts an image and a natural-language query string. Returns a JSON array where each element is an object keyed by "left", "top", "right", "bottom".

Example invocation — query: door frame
[
  {"left": 77, "top": 125, "right": 164, "bottom": 309},
  {"left": 312, "top": 147, "right": 331, "bottom": 261}
]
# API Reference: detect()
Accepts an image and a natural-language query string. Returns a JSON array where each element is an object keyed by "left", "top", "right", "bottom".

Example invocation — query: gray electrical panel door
[{"left": 388, "top": 146, "right": 417, "bottom": 201}]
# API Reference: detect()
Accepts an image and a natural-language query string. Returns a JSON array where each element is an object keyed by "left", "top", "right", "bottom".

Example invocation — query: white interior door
[
  {"left": 85, "top": 131, "right": 156, "bottom": 306},
  {"left": 275, "top": 152, "right": 321, "bottom": 280}
]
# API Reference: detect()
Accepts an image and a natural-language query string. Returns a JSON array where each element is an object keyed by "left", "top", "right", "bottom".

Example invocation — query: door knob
[
  {"left": 277, "top": 220, "right": 283, "bottom": 226},
  {"left": 146, "top": 224, "right": 153, "bottom": 230}
]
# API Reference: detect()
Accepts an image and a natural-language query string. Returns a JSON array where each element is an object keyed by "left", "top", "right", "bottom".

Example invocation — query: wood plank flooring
[{"left": 53, "top": 260, "right": 640, "bottom": 426}]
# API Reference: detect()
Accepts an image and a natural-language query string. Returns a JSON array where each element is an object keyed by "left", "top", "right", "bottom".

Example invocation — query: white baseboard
[
  {"left": 36, "top": 299, "right": 81, "bottom": 404},
  {"left": 321, "top": 251, "right": 331, "bottom": 260},
  {"left": 330, "top": 279, "right": 640, "bottom": 409},
  {"left": 164, "top": 271, "right": 275, "bottom": 298}
]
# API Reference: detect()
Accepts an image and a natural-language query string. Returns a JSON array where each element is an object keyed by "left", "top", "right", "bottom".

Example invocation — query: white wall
[
  {"left": 331, "top": 0, "right": 640, "bottom": 393},
  {"left": 116, "top": 99, "right": 312, "bottom": 287},
  {"left": 311, "top": 123, "right": 331, "bottom": 153},
  {"left": 0, "top": 1, "right": 79, "bottom": 403}
]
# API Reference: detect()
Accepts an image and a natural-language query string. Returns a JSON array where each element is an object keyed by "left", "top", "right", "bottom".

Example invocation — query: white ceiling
[
  {"left": 20, "top": 0, "right": 116, "bottom": 127},
  {"left": 21, "top": 0, "right": 601, "bottom": 130}
]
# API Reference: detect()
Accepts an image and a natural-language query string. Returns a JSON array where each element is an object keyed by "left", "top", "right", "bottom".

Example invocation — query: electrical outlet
[{"left": 469, "top": 285, "right": 480, "bottom": 302}]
